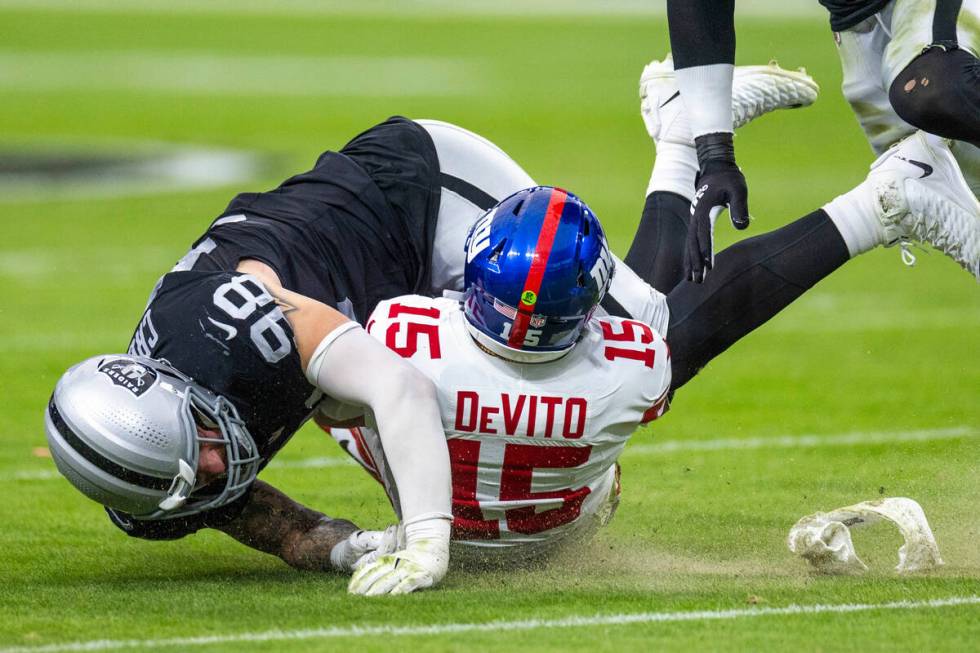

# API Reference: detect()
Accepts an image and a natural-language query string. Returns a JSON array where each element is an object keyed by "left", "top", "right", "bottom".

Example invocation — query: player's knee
[{"left": 888, "top": 47, "right": 980, "bottom": 145}]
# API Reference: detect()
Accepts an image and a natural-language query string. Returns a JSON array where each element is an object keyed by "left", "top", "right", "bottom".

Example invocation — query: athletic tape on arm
[{"left": 305, "top": 325, "right": 452, "bottom": 522}]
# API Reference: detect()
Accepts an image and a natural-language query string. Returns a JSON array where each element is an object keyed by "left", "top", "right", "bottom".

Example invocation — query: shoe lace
[
  {"left": 899, "top": 240, "right": 917, "bottom": 266},
  {"left": 898, "top": 211, "right": 962, "bottom": 267}
]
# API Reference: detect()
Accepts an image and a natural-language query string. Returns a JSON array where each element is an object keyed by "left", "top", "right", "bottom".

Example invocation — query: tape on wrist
[{"left": 404, "top": 512, "right": 453, "bottom": 545}]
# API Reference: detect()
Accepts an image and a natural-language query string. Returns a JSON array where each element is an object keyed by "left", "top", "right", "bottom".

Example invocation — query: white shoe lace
[
  {"left": 899, "top": 241, "right": 917, "bottom": 266},
  {"left": 898, "top": 211, "right": 964, "bottom": 268}
]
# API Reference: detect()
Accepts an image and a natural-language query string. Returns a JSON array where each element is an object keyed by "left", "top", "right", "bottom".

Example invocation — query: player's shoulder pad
[{"left": 589, "top": 315, "right": 671, "bottom": 424}]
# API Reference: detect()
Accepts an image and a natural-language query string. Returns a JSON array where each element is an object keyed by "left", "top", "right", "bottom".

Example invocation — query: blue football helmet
[{"left": 463, "top": 186, "right": 614, "bottom": 362}]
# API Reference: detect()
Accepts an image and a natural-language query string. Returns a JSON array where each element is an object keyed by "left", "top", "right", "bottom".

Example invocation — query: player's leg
[
  {"left": 833, "top": 1, "right": 980, "bottom": 190},
  {"left": 885, "top": 0, "right": 980, "bottom": 147},
  {"left": 835, "top": 15, "right": 917, "bottom": 155},
  {"left": 666, "top": 209, "right": 849, "bottom": 388},
  {"left": 416, "top": 118, "right": 674, "bottom": 337},
  {"left": 626, "top": 56, "right": 821, "bottom": 295},
  {"left": 666, "top": 131, "right": 979, "bottom": 389},
  {"left": 416, "top": 119, "right": 536, "bottom": 294}
]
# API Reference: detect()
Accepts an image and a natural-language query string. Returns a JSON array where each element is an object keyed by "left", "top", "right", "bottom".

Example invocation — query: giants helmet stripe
[{"left": 507, "top": 188, "right": 567, "bottom": 348}]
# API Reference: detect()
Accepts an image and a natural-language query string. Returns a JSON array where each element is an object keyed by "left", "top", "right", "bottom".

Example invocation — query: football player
[
  {"left": 44, "top": 63, "right": 819, "bottom": 595},
  {"left": 662, "top": 0, "right": 979, "bottom": 283},
  {"left": 329, "top": 71, "right": 978, "bottom": 587}
]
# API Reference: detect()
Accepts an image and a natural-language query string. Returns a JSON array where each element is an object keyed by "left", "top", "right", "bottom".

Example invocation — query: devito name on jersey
[{"left": 323, "top": 294, "right": 671, "bottom": 554}]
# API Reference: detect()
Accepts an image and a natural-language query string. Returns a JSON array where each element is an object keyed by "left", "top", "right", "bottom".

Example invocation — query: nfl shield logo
[{"left": 98, "top": 358, "right": 158, "bottom": 397}]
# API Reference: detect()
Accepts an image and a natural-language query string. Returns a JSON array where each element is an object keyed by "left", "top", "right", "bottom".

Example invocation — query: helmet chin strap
[
  {"left": 464, "top": 321, "right": 573, "bottom": 364},
  {"left": 158, "top": 459, "right": 196, "bottom": 511}
]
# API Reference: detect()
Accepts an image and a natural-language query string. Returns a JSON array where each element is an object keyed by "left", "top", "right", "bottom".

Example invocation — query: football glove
[
  {"left": 329, "top": 524, "right": 403, "bottom": 573},
  {"left": 686, "top": 132, "right": 751, "bottom": 283},
  {"left": 347, "top": 513, "right": 451, "bottom": 596}
]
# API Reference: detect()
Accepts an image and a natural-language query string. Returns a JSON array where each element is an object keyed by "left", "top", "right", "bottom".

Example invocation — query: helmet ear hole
[{"left": 576, "top": 269, "right": 588, "bottom": 288}]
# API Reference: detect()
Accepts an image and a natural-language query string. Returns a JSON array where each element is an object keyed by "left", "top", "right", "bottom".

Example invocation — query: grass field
[{"left": 1, "top": 2, "right": 978, "bottom": 651}]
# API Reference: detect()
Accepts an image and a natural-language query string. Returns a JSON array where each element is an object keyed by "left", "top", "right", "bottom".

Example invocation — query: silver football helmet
[{"left": 45, "top": 354, "right": 260, "bottom": 519}]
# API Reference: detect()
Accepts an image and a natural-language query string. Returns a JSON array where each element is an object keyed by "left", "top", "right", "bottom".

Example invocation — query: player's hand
[
  {"left": 686, "top": 133, "right": 750, "bottom": 283},
  {"left": 329, "top": 525, "right": 403, "bottom": 573},
  {"left": 347, "top": 514, "right": 451, "bottom": 596}
]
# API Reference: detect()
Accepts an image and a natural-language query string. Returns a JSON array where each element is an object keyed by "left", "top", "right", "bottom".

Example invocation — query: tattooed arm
[{"left": 217, "top": 480, "right": 359, "bottom": 571}]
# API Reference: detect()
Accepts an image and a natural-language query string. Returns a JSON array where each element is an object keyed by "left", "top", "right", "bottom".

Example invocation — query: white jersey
[{"left": 322, "top": 294, "right": 670, "bottom": 552}]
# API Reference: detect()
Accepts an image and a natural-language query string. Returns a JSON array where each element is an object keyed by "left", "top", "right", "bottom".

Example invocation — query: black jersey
[
  {"left": 108, "top": 117, "right": 442, "bottom": 540},
  {"left": 818, "top": 0, "right": 892, "bottom": 31},
  {"left": 190, "top": 116, "right": 441, "bottom": 324}
]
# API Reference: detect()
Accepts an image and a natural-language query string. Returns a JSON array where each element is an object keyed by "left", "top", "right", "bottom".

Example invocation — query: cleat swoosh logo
[
  {"left": 896, "top": 156, "right": 933, "bottom": 178},
  {"left": 207, "top": 317, "right": 238, "bottom": 340},
  {"left": 659, "top": 90, "right": 680, "bottom": 108}
]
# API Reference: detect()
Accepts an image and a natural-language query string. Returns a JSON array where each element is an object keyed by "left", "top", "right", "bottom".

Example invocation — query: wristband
[
  {"left": 329, "top": 526, "right": 361, "bottom": 571},
  {"left": 694, "top": 132, "right": 736, "bottom": 167},
  {"left": 403, "top": 512, "right": 453, "bottom": 546}
]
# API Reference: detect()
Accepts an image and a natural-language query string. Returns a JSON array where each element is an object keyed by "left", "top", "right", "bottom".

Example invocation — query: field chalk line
[
  {"left": 2, "top": 426, "right": 975, "bottom": 482},
  {"left": 1, "top": 596, "right": 977, "bottom": 652}
]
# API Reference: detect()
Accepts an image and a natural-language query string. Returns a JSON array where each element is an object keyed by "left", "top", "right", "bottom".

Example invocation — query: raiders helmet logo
[{"left": 98, "top": 358, "right": 158, "bottom": 397}]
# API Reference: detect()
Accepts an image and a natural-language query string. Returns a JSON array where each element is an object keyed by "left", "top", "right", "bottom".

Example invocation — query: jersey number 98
[{"left": 212, "top": 276, "right": 292, "bottom": 364}]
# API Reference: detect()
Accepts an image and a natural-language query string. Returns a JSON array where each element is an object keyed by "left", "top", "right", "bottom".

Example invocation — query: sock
[
  {"left": 624, "top": 191, "right": 691, "bottom": 294},
  {"left": 647, "top": 141, "right": 699, "bottom": 201},
  {"left": 822, "top": 179, "right": 885, "bottom": 257}
]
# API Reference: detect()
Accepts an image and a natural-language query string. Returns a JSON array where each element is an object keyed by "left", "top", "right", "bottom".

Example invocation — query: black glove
[{"left": 685, "top": 132, "right": 750, "bottom": 283}]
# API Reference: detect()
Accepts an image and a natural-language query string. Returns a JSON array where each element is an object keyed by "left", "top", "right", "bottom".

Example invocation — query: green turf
[{"left": 0, "top": 4, "right": 977, "bottom": 652}]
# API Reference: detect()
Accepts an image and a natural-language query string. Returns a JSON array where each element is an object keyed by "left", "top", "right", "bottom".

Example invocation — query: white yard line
[
  {"left": 3, "top": 426, "right": 974, "bottom": 482},
  {"left": 624, "top": 425, "right": 978, "bottom": 456},
  {"left": 1, "top": 596, "right": 976, "bottom": 653}
]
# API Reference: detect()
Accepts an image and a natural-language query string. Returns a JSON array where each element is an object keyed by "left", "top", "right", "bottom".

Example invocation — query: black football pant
[
  {"left": 621, "top": 191, "right": 850, "bottom": 390},
  {"left": 889, "top": 45, "right": 980, "bottom": 148}
]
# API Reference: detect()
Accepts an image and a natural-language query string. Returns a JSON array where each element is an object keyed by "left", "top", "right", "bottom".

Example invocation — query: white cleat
[
  {"left": 639, "top": 53, "right": 820, "bottom": 147},
  {"left": 867, "top": 131, "right": 980, "bottom": 280},
  {"left": 949, "top": 140, "right": 980, "bottom": 198}
]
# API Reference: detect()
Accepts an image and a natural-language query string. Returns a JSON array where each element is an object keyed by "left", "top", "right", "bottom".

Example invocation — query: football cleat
[
  {"left": 867, "top": 131, "right": 980, "bottom": 279},
  {"left": 949, "top": 140, "right": 980, "bottom": 198},
  {"left": 639, "top": 53, "right": 820, "bottom": 147}
]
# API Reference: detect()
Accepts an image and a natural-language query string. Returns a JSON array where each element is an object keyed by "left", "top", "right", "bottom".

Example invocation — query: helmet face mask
[
  {"left": 462, "top": 186, "right": 614, "bottom": 363},
  {"left": 46, "top": 355, "right": 260, "bottom": 520},
  {"left": 174, "top": 387, "right": 260, "bottom": 516}
]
